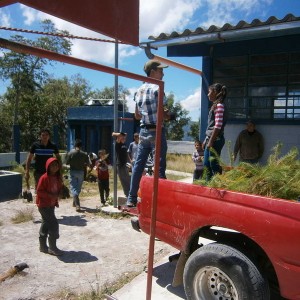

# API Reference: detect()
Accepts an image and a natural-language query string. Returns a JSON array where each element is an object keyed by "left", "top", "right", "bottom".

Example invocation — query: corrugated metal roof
[{"left": 148, "top": 13, "right": 300, "bottom": 42}]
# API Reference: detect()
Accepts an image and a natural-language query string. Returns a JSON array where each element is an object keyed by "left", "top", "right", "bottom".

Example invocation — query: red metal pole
[
  {"left": 145, "top": 82, "right": 164, "bottom": 300},
  {"left": 150, "top": 54, "right": 202, "bottom": 76},
  {"left": 0, "top": 38, "right": 158, "bottom": 85}
]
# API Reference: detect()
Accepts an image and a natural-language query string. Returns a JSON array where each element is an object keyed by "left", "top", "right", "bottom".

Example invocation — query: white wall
[
  {"left": 167, "top": 141, "right": 194, "bottom": 155},
  {"left": 0, "top": 152, "right": 28, "bottom": 168},
  {"left": 221, "top": 124, "right": 300, "bottom": 166},
  {"left": 0, "top": 152, "right": 67, "bottom": 168}
]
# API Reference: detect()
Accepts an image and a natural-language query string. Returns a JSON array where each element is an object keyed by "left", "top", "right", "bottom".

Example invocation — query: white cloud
[
  {"left": 21, "top": 4, "right": 38, "bottom": 25},
  {"left": 180, "top": 87, "right": 201, "bottom": 121},
  {"left": 126, "top": 87, "right": 139, "bottom": 113},
  {"left": 0, "top": 11, "right": 11, "bottom": 27},
  {"left": 199, "top": 0, "right": 274, "bottom": 28},
  {"left": 140, "top": 0, "right": 202, "bottom": 39}
]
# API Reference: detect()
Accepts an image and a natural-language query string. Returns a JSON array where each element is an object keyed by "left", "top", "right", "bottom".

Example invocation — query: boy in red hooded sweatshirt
[{"left": 36, "top": 157, "right": 63, "bottom": 256}]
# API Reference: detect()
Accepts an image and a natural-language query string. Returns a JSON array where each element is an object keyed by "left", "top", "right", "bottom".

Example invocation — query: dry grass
[
  {"left": 166, "top": 153, "right": 194, "bottom": 173},
  {"left": 196, "top": 143, "right": 300, "bottom": 201},
  {"left": 54, "top": 271, "right": 139, "bottom": 300},
  {"left": 11, "top": 208, "right": 34, "bottom": 224}
]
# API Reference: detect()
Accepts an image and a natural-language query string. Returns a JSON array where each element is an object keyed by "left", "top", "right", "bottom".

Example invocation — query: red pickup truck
[{"left": 131, "top": 176, "right": 300, "bottom": 300}]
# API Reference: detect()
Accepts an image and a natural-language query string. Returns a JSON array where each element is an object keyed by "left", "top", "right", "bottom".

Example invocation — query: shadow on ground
[
  {"left": 57, "top": 250, "right": 98, "bottom": 263},
  {"left": 153, "top": 260, "right": 186, "bottom": 299},
  {"left": 58, "top": 215, "right": 88, "bottom": 226}
]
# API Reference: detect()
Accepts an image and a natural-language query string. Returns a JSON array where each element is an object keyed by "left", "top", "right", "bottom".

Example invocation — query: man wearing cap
[
  {"left": 233, "top": 120, "right": 264, "bottom": 164},
  {"left": 126, "top": 59, "right": 170, "bottom": 207}
]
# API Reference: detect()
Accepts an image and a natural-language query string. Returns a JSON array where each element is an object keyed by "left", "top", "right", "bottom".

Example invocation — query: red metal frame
[{"left": 0, "top": 37, "right": 164, "bottom": 300}]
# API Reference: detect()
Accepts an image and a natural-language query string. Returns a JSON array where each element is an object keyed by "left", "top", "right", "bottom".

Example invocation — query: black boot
[
  {"left": 48, "top": 237, "right": 63, "bottom": 256},
  {"left": 39, "top": 236, "right": 48, "bottom": 253}
]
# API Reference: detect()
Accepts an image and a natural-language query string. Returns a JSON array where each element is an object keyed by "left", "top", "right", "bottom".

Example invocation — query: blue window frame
[{"left": 213, "top": 52, "right": 300, "bottom": 122}]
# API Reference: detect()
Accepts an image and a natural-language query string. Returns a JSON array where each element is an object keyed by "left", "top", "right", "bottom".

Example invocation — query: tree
[
  {"left": 0, "top": 95, "right": 13, "bottom": 152},
  {"left": 37, "top": 75, "right": 92, "bottom": 148},
  {"left": 89, "top": 84, "right": 129, "bottom": 110},
  {"left": 188, "top": 120, "right": 200, "bottom": 141},
  {"left": 0, "top": 19, "right": 72, "bottom": 151},
  {"left": 164, "top": 93, "right": 191, "bottom": 141}
]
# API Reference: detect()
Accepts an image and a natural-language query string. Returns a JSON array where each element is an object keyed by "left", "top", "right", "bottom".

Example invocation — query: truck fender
[{"left": 172, "top": 251, "right": 189, "bottom": 287}]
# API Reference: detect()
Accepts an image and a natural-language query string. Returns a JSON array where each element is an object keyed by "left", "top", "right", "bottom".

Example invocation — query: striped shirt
[
  {"left": 30, "top": 141, "right": 59, "bottom": 173},
  {"left": 214, "top": 103, "right": 225, "bottom": 129}
]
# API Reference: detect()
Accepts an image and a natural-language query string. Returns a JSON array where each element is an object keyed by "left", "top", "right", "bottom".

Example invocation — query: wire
[{"left": 0, "top": 26, "right": 127, "bottom": 44}]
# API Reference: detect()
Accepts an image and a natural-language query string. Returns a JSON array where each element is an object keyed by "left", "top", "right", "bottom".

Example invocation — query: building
[
  {"left": 142, "top": 14, "right": 300, "bottom": 164},
  {"left": 66, "top": 103, "right": 138, "bottom": 156}
]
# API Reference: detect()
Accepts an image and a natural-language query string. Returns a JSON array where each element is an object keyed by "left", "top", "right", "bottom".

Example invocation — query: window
[{"left": 213, "top": 52, "right": 300, "bottom": 121}]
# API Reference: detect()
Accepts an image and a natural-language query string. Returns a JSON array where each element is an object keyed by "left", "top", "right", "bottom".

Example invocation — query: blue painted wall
[{"left": 66, "top": 105, "right": 139, "bottom": 160}]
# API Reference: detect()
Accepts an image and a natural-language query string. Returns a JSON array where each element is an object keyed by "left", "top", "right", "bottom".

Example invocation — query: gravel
[{"left": 0, "top": 195, "right": 176, "bottom": 300}]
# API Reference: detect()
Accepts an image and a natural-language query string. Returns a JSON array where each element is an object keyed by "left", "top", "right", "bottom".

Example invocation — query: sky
[{"left": 0, "top": 0, "right": 299, "bottom": 121}]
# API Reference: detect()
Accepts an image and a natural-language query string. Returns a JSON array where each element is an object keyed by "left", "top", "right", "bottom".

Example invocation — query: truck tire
[{"left": 183, "top": 243, "right": 270, "bottom": 300}]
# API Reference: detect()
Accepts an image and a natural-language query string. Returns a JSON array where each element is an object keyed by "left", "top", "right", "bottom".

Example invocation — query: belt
[{"left": 140, "top": 124, "right": 156, "bottom": 129}]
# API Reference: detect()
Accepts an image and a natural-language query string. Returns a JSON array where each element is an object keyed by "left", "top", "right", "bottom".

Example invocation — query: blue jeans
[
  {"left": 69, "top": 169, "right": 84, "bottom": 196},
  {"left": 127, "top": 127, "right": 167, "bottom": 205},
  {"left": 204, "top": 135, "right": 225, "bottom": 181}
]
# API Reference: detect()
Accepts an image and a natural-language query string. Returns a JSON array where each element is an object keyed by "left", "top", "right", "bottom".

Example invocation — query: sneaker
[
  {"left": 126, "top": 202, "right": 136, "bottom": 207},
  {"left": 76, "top": 206, "right": 81, "bottom": 212}
]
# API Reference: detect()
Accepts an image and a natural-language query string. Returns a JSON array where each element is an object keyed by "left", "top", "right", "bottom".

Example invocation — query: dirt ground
[{"left": 0, "top": 193, "right": 176, "bottom": 300}]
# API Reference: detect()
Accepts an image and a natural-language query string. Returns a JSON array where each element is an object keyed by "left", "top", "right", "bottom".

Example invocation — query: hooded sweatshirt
[{"left": 36, "top": 157, "right": 63, "bottom": 208}]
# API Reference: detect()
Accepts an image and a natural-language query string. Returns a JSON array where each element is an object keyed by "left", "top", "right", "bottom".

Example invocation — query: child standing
[
  {"left": 36, "top": 157, "right": 63, "bottom": 256},
  {"left": 192, "top": 140, "right": 204, "bottom": 181},
  {"left": 96, "top": 149, "right": 110, "bottom": 205}
]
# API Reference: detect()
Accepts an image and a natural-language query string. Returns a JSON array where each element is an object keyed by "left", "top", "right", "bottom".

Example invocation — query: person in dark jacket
[
  {"left": 36, "top": 157, "right": 63, "bottom": 256},
  {"left": 112, "top": 132, "right": 131, "bottom": 197},
  {"left": 233, "top": 120, "right": 264, "bottom": 164}
]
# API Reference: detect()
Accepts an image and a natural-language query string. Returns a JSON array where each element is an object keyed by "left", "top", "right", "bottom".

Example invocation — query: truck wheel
[{"left": 183, "top": 243, "right": 270, "bottom": 300}]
